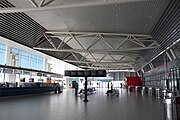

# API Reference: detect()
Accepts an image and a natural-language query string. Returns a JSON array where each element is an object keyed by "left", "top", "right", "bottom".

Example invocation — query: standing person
[
  {"left": 75, "top": 82, "right": 78, "bottom": 96},
  {"left": 111, "top": 82, "right": 113, "bottom": 91},
  {"left": 107, "top": 82, "right": 110, "bottom": 90}
]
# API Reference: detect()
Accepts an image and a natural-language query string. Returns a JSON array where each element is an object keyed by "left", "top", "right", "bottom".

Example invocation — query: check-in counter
[{"left": 0, "top": 87, "right": 56, "bottom": 97}]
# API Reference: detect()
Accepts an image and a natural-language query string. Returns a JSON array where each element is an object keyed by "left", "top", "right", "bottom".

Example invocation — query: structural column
[{"left": 83, "top": 76, "right": 88, "bottom": 102}]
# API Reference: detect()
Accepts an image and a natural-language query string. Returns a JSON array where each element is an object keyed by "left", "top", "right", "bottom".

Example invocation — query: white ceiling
[
  {"left": 2, "top": 0, "right": 170, "bottom": 70},
  {"left": 8, "top": 0, "right": 169, "bottom": 34}
]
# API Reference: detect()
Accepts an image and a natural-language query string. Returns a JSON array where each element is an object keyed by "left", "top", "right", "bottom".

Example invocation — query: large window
[
  {"left": 0, "top": 43, "right": 6, "bottom": 65},
  {"left": 30, "top": 54, "right": 37, "bottom": 69},
  {"left": 11, "top": 47, "right": 44, "bottom": 70},
  {"left": 20, "top": 51, "right": 29, "bottom": 68},
  {"left": 12, "top": 48, "right": 20, "bottom": 67},
  {"left": 38, "top": 57, "right": 44, "bottom": 70}
]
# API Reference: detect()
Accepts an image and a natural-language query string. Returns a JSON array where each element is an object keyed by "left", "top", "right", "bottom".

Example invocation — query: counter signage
[
  {"left": 23, "top": 71, "right": 31, "bottom": 75},
  {"left": 43, "top": 73, "right": 47, "bottom": 77},
  {"left": 14, "top": 69, "right": 22, "bottom": 74},
  {"left": 3, "top": 68, "right": 13, "bottom": 74},
  {"left": 37, "top": 73, "right": 42, "bottom": 76}
]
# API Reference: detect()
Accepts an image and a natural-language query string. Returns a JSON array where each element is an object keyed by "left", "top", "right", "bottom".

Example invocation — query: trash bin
[{"left": 135, "top": 86, "right": 138, "bottom": 92}]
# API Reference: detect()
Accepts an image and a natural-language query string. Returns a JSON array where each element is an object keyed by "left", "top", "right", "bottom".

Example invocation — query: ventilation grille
[{"left": 0, "top": 0, "right": 46, "bottom": 47}]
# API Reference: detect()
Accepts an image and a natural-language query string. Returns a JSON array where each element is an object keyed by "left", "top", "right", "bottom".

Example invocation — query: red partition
[{"left": 126, "top": 77, "right": 143, "bottom": 87}]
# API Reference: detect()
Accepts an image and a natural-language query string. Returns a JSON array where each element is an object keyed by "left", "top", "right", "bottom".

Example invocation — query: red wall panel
[{"left": 126, "top": 77, "right": 143, "bottom": 87}]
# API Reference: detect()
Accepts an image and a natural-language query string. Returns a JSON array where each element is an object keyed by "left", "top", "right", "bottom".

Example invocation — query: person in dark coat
[
  {"left": 107, "top": 82, "right": 110, "bottom": 90},
  {"left": 75, "top": 82, "right": 79, "bottom": 95}
]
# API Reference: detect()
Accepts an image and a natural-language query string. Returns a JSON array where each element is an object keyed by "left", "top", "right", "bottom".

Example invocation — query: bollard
[
  {"left": 142, "top": 87, "right": 145, "bottom": 94},
  {"left": 135, "top": 86, "right": 138, "bottom": 92},
  {"left": 142, "top": 87, "right": 148, "bottom": 94},
  {"left": 162, "top": 90, "right": 167, "bottom": 99},
  {"left": 156, "top": 88, "right": 161, "bottom": 98},
  {"left": 148, "top": 87, "right": 152, "bottom": 96}
]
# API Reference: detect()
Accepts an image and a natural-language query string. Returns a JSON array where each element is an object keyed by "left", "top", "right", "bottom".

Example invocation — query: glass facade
[
  {"left": 31, "top": 54, "right": 37, "bottom": 69},
  {"left": 20, "top": 51, "right": 29, "bottom": 68},
  {"left": 11, "top": 48, "right": 44, "bottom": 70},
  {"left": 0, "top": 43, "right": 6, "bottom": 65},
  {"left": 38, "top": 56, "right": 44, "bottom": 70},
  {"left": 12, "top": 48, "right": 20, "bottom": 66},
  {"left": 144, "top": 67, "right": 180, "bottom": 92}
]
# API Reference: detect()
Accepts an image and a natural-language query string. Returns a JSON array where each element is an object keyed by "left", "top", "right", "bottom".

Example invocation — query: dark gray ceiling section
[
  {"left": 0, "top": 0, "right": 46, "bottom": 47},
  {"left": 137, "top": 0, "right": 180, "bottom": 70}
]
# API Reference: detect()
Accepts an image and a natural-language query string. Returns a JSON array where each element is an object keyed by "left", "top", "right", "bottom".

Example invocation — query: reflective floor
[{"left": 0, "top": 88, "right": 163, "bottom": 120}]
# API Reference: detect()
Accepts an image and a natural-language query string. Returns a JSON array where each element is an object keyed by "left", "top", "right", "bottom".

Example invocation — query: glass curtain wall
[
  {"left": 144, "top": 67, "right": 180, "bottom": 92},
  {"left": 11, "top": 48, "right": 44, "bottom": 70},
  {"left": 0, "top": 43, "right": 6, "bottom": 82},
  {"left": 0, "top": 43, "right": 6, "bottom": 65}
]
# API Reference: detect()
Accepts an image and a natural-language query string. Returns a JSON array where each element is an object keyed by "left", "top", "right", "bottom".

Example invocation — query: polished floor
[{"left": 0, "top": 88, "right": 163, "bottom": 120}]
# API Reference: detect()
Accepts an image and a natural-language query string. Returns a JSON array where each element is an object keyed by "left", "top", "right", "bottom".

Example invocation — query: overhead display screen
[
  {"left": 70, "top": 71, "right": 77, "bottom": 76},
  {"left": 65, "top": 70, "right": 106, "bottom": 77},
  {"left": 98, "top": 70, "right": 107, "bottom": 77},
  {"left": 91, "top": 70, "right": 98, "bottom": 77},
  {"left": 77, "top": 71, "right": 84, "bottom": 76},
  {"left": 84, "top": 71, "right": 91, "bottom": 77},
  {"left": 65, "top": 71, "right": 71, "bottom": 76}
]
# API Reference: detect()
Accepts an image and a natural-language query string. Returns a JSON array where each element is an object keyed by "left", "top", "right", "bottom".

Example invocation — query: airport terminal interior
[{"left": 0, "top": 0, "right": 180, "bottom": 120}]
